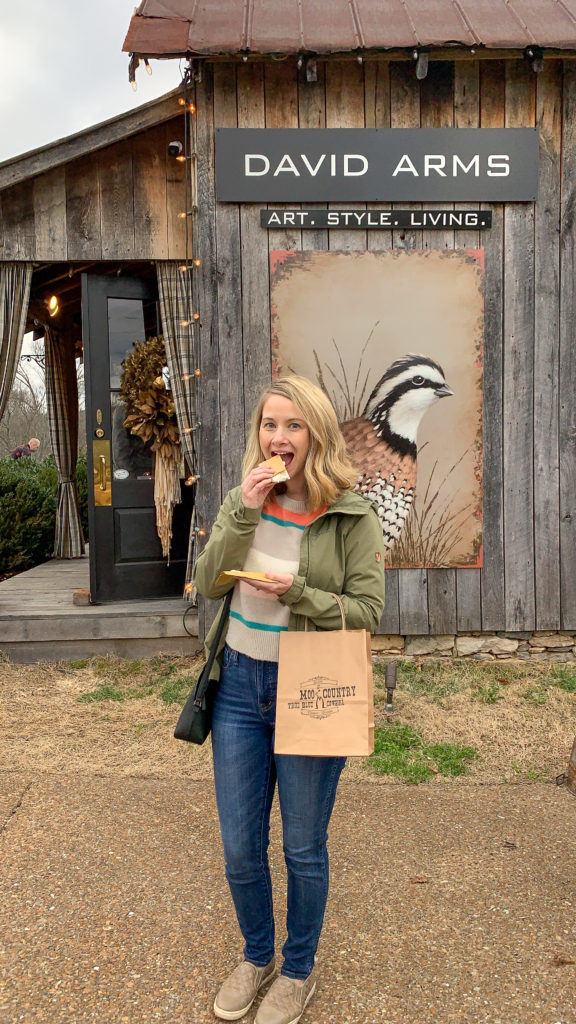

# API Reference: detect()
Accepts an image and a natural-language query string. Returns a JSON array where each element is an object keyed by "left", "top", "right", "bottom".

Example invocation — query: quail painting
[{"left": 340, "top": 354, "right": 453, "bottom": 551}]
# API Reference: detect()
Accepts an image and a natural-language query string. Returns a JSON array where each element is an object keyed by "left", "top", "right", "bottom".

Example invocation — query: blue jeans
[{"left": 211, "top": 645, "right": 346, "bottom": 980}]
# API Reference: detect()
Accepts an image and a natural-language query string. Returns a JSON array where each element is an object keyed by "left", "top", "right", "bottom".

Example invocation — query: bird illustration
[{"left": 340, "top": 354, "right": 453, "bottom": 550}]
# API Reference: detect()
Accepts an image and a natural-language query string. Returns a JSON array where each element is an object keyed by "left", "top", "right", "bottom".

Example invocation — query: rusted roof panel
[{"left": 122, "top": 0, "right": 576, "bottom": 56}]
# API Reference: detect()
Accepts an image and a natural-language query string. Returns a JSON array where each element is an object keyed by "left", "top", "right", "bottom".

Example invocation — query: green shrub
[{"left": 0, "top": 454, "right": 88, "bottom": 576}]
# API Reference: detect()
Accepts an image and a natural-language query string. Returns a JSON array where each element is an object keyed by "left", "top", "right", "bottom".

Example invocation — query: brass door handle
[{"left": 92, "top": 439, "right": 111, "bottom": 506}]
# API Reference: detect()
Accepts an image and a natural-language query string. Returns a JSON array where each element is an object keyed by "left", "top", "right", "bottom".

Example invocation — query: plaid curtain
[
  {"left": 0, "top": 262, "right": 33, "bottom": 425},
  {"left": 45, "top": 326, "right": 85, "bottom": 558},
  {"left": 156, "top": 261, "right": 199, "bottom": 600}
]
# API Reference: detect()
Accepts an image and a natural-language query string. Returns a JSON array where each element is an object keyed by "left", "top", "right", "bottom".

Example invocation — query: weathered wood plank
[
  {"left": 398, "top": 570, "right": 428, "bottom": 635},
  {"left": 214, "top": 63, "right": 245, "bottom": 496},
  {"left": 534, "top": 62, "right": 562, "bottom": 628},
  {"left": 387, "top": 63, "right": 429, "bottom": 633},
  {"left": 132, "top": 124, "right": 169, "bottom": 258},
  {"left": 456, "top": 569, "right": 482, "bottom": 632},
  {"left": 298, "top": 63, "right": 329, "bottom": 251},
  {"left": 366, "top": 61, "right": 393, "bottom": 252},
  {"left": 98, "top": 139, "right": 135, "bottom": 259},
  {"left": 237, "top": 62, "right": 272, "bottom": 429},
  {"left": 0, "top": 181, "right": 36, "bottom": 259},
  {"left": 194, "top": 66, "right": 222, "bottom": 636},
  {"left": 420, "top": 61, "right": 455, "bottom": 252},
  {"left": 265, "top": 61, "right": 301, "bottom": 252},
  {"left": 326, "top": 61, "right": 367, "bottom": 250},
  {"left": 559, "top": 61, "right": 576, "bottom": 628},
  {"left": 503, "top": 60, "right": 536, "bottom": 631},
  {"left": 454, "top": 60, "right": 482, "bottom": 627},
  {"left": 32, "top": 166, "right": 67, "bottom": 261},
  {"left": 454, "top": 61, "right": 481, "bottom": 248},
  {"left": 390, "top": 62, "right": 422, "bottom": 251},
  {"left": 427, "top": 568, "right": 457, "bottom": 634},
  {"left": 165, "top": 118, "right": 189, "bottom": 260},
  {"left": 479, "top": 61, "right": 505, "bottom": 630},
  {"left": 380, "top": 568, "right": 400, "bottom": 635},
  {"left": 0, "top": 90, "right": 184, "bottom": 191},
  {"left": 65, "top": 154, "right": 102, "bottom": 260}
]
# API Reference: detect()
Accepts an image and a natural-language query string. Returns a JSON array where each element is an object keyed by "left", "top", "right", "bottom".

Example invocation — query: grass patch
[
  {"left": 471, "top": 684, "right": 505, "bottom": 705},
  {"left": 550, "top": 667, "right": 576, "bottom": 694},
  {"left": 77, "top": 684, "right": 151, "bottom": 704},
  {"left": 66, "top": 659, "right": 90, "bottom": 669},
  {"left": 157, "top": 676, "right": 195, "bottom": 706},
  {"left": 367, "top": 721, "right": 477, "bottom": 784},
  {"left": 520, "top": 686, "right": 549, "bottom": 707},
  {"left": 373, "top": 659, "right": 468, "bottom": 704},
  {"left": 91, "top": 658, "right": 144, "bottom": 679}
]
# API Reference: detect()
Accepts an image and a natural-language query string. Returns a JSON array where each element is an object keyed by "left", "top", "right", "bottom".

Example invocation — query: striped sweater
[{"left": 226, "top": 495, "right": 326, "bottom": 662}]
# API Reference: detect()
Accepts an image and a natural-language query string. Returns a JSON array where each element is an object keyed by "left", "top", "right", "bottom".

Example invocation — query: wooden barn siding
[
  {"left": 0, "top": 120, "right": 189, "bottom": 261},
  {"left": 192, "top": 59, "right": 575, "bottom": 635}
]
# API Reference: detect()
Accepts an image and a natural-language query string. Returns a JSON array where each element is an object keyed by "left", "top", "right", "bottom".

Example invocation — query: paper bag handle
[{"left": 304, "top": 592, "right": 347, "bottom": 632}]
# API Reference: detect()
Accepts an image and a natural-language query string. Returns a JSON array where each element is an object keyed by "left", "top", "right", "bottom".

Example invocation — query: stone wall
[{"left": 371, "top": 632, "right": 576, "bottom": 662}]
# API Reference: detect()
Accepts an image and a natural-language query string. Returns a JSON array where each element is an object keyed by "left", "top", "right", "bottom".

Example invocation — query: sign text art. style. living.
[
  {"left": 261, "top": 209, "right": 493, "bottom": 230},
  {"left": 215, "top": 128, "right": 539, "bottom": 203}
]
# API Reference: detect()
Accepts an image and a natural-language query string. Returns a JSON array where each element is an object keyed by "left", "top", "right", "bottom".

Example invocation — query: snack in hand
[{"left": 259, "top": 453, "right": 291, "bottom": 483}]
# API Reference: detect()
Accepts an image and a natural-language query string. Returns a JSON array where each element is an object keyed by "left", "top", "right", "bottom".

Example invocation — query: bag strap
[
  {"left": 193, "top": 590, "right": 233, "bottom": 702},
  {"left": 304, "top": 592, "right": 347, "bottom": 632}
]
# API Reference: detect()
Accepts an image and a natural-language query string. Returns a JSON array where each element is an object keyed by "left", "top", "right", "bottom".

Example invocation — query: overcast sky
[{"left": 0, "top": 0, "right": 183, "bottom": 163}]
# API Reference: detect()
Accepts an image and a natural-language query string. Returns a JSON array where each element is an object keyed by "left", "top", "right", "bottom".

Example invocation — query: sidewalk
[{"left": 1, "top": 775, "right": 575, "bottom": 1024}]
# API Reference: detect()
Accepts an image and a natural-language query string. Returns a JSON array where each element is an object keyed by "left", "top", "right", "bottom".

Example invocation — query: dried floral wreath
[
  {"left": 120, "top": 335, "right": 180, "bottom": 459},
  {"left": 120, "top": 336, "right": 182, "bottom": 560}
]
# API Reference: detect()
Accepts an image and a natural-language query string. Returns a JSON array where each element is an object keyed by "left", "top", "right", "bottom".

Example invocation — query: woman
[{"left": 194, "top": 375, "right": 385, "bottom": 1024}]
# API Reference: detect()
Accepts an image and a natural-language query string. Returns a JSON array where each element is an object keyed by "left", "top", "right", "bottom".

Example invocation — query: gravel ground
[{"left": 1, "top": 773, "right": 576, "bottom": 1024}]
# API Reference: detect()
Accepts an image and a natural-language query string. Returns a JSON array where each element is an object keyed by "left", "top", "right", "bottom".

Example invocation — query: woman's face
[{"left": 259, "top": 395, "right": 311, "bottom": 496}]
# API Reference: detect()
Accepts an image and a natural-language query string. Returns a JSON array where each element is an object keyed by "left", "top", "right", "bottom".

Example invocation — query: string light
[
  {"left": 144, "top": 58, "right": 152, "bottom": 75},
  {"left": 179, "top": 60, "right": 203, "bottom": 603},
  {"left": 47, "top": 295, "right": 59, "bottom": 316},
  {"left": 194, "top": 368, "right": 201, "bottom": 376}
]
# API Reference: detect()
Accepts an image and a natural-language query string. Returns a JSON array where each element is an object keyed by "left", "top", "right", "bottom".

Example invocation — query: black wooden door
[{"left": 82, "top": 273, "right": 193, "bottom": 603}]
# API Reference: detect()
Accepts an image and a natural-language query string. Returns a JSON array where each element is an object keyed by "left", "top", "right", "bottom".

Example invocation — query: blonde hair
[{"left": 242, "top": 376, "right": 357, "bottom": 510}]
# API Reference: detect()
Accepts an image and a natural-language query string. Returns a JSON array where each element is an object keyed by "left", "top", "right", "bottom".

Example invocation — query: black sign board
[
  {"left": 261, "top": 209, "right": 492, "bottom": 230},
  {"left": 215, "top": 128, "right": 539, "bottom": 203}
]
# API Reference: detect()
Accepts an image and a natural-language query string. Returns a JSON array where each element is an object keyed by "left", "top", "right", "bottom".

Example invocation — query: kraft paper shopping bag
[{"left": 274, "top": 595, "right": 374, "bottom": 757}]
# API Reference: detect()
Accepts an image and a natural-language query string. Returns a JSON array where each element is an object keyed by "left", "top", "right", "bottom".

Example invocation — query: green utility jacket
[{"left": 194, "top": 486, "right": 386, "bottom": 681}]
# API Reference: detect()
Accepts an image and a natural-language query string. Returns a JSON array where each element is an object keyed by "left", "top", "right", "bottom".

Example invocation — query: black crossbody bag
[{"left": 174, "top": 591, "right": 233, "bottom": 744}]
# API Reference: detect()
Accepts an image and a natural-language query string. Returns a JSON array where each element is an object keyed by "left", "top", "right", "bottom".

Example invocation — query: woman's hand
[
  {"left": 242, "top": 571, "right": 294, "bottom": 596},
  {"left": 241, "top": 466, "right": 275, "bottom": 509}
]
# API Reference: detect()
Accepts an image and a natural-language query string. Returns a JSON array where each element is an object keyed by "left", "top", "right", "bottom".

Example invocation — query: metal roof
[{"left": 122, "top": 0, "right": 576, "bottom": 57}]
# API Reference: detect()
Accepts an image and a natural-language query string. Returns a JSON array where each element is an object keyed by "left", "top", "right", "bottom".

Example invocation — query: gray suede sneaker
[
  {"left": 213, "top": 959, "right": 275, "bottom": 1020},
  {"left": 253, "top": 971, "right": 316, "bottom": 1024}
]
